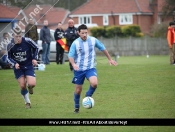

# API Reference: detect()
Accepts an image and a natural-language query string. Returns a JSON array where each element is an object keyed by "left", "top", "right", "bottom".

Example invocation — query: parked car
[{"left": 37, "top": 29, "right": 68, "bottom": 63}]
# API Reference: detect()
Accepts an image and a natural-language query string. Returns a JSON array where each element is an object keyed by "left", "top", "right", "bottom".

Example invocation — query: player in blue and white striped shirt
[
  {"left": 7, "top": 27, "right": 38, "bottom": 109},
  {"left": 68, "top": 24, "right": 117, "bottom": 113}
]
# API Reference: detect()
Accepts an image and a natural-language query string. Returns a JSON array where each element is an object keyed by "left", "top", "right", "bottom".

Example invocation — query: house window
[
  {"left": 79, "top": 16, "right": 91, "bottom": 24},
  {"left": 119, "top": 14, "right": 133, "bottom": 25},
  {"left": 103, "top": 15, "right": 109, "bottom": 26}
]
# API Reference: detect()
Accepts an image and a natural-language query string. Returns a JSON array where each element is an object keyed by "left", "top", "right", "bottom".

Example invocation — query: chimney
[{"left": 150, "top": 0, "right": 158, "bottom": 25}]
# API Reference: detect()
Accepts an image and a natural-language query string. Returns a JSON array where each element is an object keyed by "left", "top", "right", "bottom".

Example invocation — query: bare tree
[{"left": 161, "top": 0, "right": 175, "bottom": 20}]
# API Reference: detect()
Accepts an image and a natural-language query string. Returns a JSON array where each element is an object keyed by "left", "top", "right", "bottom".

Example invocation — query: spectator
[
  {"left": 167, "top": 21, "right": 175, "bottom": 65},
  {"left": 64, "top": 19, "right": 79, "bottom": 71},
  {"left": 40, "top": 20, "right": 51, "bottom": 65},
  {"left": 25, "top": 18, "right": 39, "bottom": 44},
  {"left": 54, "top": 22, "right": 65, "bottom": 64},
  {"left": 0, "top": 32, "right": 10, "bottom": 64},
  {"left": 7, "top": 27, "right": 38, "bottom": 108},
  {"left": 0, "top": 59, "right": 11, "bottom": 69}
]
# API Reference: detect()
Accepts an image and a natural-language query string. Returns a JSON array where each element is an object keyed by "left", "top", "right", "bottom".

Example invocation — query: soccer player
[
  {"left": 68, "top": 24, "right": 117, "bottom": 113},
  {"left": 7, "top": 27, "right": 38, "bottom": 109}
]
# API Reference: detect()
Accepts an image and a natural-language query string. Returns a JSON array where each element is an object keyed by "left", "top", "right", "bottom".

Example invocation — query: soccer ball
[{"left": 82, "top": 97, "right": 95, "bottom": 109}]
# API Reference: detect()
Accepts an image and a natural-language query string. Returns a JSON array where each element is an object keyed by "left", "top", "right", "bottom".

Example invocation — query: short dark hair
[
  {"left": 78, "top": 24, "right": 88, "bottom": 32},
  {"left": 3, "top": 32, "right": 8, "bottom": 37},
  {"left": 169, "top": 21, "right": 175, "bottom": 26},
  {"left": 13, "top": 27, "right": 22, "bottom": 35}
]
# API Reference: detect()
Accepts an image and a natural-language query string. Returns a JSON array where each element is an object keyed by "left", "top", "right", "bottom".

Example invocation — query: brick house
[
  {"left": 0, "top": 4, "right": 70, "bottom": 33},
  {"left": 69, "top": 0, "right": 172, "bottom": 34},
  {"left": 18, "top": 5, "right": 70, "bottom": 30},
  {"left": 0, "top": 4, "right": 19, "bottom": 37}
]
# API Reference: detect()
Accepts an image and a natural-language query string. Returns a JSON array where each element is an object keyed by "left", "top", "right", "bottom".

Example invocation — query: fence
[{"left": 96, "top": 36, "right": 169, "bottom": 56}]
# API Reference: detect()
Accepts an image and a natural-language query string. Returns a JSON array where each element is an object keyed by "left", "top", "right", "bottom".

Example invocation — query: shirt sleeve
[
  {"left": 95, "top": 38, "right": 106, "bottom": 51},
  {"left": 68, "top": 42, "right": 76, "bottom": 58},
  {"left": 25, "top": 38, "right": 39, "bottom": 60},
  {"left": 7, "top": 43, "right": 16, "bottom": 66}
]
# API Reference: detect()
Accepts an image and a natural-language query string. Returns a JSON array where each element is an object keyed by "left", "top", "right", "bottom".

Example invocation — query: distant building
[{"left": 69, "top": 0, "right": 173, "bottom": 34}]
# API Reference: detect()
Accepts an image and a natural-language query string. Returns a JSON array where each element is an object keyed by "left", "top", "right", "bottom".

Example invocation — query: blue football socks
[
  {"left": 74, "top": 92, "right": 80, "bottom": 109},
  {"left": 86, "top": 85, "right": 96, "bottom": 97},
  {"left": 21, "top": 89, "right": 28, "bottom": 95}
]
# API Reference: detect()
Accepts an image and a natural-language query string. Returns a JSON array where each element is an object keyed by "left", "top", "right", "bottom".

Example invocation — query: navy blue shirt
[
  {"left": 64, "top": 26, "right": 79, "bottom": 47},
  {"left": 7, "top": 37, "right": 38, "bottom": 68}
]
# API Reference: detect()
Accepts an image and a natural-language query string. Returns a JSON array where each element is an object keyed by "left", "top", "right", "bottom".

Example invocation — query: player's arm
[
  {"left": 95, "top": 38, "right": 117, "bottom": 66},
  {"left": 102, "top": 50, "right": 117, "bottom": 66},
  {"left": 68, "top": 43, "right": 79, "bottom": 70},
  {"left": 6, "top": 43, "right": 19, "bottom": 69},
  {"left": 25, "top": 38, "right": 38, "bottom": 66}
]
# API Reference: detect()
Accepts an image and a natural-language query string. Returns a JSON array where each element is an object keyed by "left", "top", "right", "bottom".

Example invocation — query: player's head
[
  {"left": 78, "top": 24, "right": 88, "bottom": 41},
  {"left": 68, "top": 19, "right": 74, "bottom": 28},
  {"left": 13, "top": 27, "right": 22, "bottom": 44}
]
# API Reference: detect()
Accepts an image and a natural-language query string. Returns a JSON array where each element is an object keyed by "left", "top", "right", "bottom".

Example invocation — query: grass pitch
[{"left": 0, "top": 55, "right": 175, "bottom": 132}]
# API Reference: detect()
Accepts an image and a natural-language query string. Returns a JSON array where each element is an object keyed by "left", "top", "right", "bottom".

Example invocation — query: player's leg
[
  {"left": 14, "top": 69, "right": 31, "bottom": 108},
  {"left": 72, "top": 71, "right": 85, "bottom": 113},
  {"left": 25, "top": 68, "right": 36, "bottom": 94},
  {"left": 26, "top": 76, "right": 36, "bottom": 94},
  {"left": 74, "top": 84, "right": 82, "bottom": 113},
  {"left": 17, "top": 76, "right": 31, "bottom": 108},
  {"left": 85, "top": 68, "right": 98, "bottom": 97}
]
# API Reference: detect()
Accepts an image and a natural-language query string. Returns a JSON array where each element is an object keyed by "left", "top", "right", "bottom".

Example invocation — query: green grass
[{"left": 0, "top": 55, "right": 175, "bottom": 132}]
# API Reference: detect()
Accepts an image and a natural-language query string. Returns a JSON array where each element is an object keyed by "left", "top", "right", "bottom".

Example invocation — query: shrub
[
  {"left": 90, "top": 27, "right": 105, "bottom": 38},
  {"left": 121, "top": 25, "right": 142, "bottom": 37},
  {"left": 90, "top": 25, "right": 143, "bottom": 38},
  {"left": 105, "top": 26, "right": 122, "bottom": 38},
  {"left": 151, "top": 22, "right": 168, "bottom": 38}
]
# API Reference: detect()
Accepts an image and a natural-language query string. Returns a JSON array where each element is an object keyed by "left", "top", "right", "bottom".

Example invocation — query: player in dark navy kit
[{"left": 7, "top": 27, "right": 38, "bottom": 109}]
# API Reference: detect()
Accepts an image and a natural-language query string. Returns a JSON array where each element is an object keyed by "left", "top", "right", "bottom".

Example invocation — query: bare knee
[
  {"left": 20, "top": 84, "right": 26, "bottom": 89},
  {"left": 75, "top": 85, "right": 82, "bottom": 94},
  {"left": 89, "top": 76, "right": 98, "bottom": 88},
  {"left": 28, "top": 83, "right": 36, "bottom": 88},
  {"left": 26, "top": 76, "right": 36, "bottom": 88},
  {"left": 91, "top": 83, "right": 97, "bottom": 88}
]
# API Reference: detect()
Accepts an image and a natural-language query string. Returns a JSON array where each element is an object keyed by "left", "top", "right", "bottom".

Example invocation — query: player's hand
[
  {"left": 15, "top": 63, "right": 20, "bottom": 69},
  {"left": 108, "top": 59, "right": 117, "bottom": 66},
  {"left": 32, "top": 59, "right": 37, "bottom": 66},
  {"left": 72, "top": 63, "right": 79, "bottom": 71}
]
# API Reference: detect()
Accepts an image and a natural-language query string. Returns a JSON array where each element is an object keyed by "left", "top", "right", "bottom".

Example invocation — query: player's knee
[
  {"left": 91, "top": 83, "right": 97, "bottom": 88},
  {"left": 75, "top": 87, "right": 82, "bottom": 94},
  {"left": 76, "top": 89, "right": 82, "bottom": 94},
  {"left": 20, "top": 84, "right": 26, "bottom": 89},
  {"left": 28, "top": 82, "right": 36, "bottom": 88}
]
